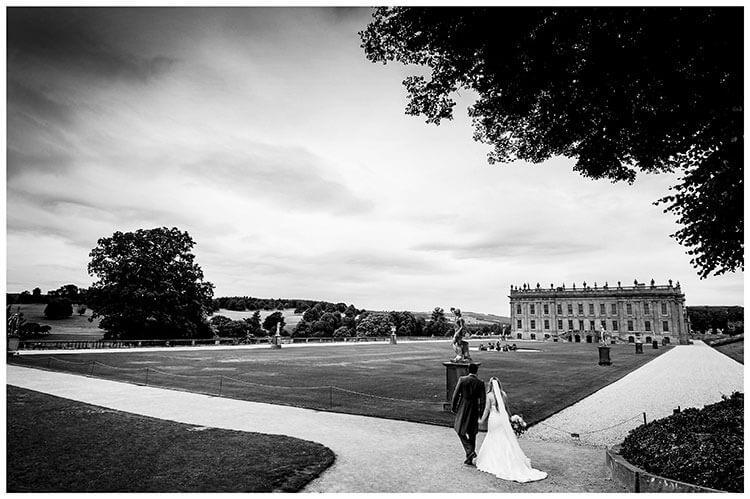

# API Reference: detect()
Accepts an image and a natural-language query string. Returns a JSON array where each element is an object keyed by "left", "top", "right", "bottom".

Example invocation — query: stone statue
[{"left": 450, "top": 308, "right": 471, "bottom": 362}]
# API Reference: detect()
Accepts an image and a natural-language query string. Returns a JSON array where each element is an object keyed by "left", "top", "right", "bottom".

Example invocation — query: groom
[{"left": 450, "top": 363, "right": 486, "bottom": 466}]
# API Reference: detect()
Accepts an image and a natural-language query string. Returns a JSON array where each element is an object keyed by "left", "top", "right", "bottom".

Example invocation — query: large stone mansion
[{"left": 509, "top": 279, "right": 689, "bottom": 345}]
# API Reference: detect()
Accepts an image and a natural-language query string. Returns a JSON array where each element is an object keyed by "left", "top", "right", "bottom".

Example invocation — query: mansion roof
[{"left": 509, "top": 281, "right": 685, "bottom": 300}]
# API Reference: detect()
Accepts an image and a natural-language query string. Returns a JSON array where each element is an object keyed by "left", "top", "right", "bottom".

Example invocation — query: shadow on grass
[{"left": 7, "top": 386, "right": 335, "bottom": 492}]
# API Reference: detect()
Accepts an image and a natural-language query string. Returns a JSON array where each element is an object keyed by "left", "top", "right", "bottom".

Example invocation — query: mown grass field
[
  {"left": 8, "top": 304, "right": 103, "bottom": 340},
  {"left": 7, "top": 386, "right": 334, "bottom": 492},
  {"left": 11, "top": 339, "right": 669, "bottom": 428}
]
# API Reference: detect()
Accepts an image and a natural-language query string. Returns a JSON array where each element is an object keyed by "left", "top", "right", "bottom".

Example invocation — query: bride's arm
[{"left": 478, "top": 392, "right": 492, "bottom": 424}]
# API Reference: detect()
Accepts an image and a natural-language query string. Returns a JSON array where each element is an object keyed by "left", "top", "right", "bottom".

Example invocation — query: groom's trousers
[{"left": 458, "top": 431, "right": 477, "bottom": 458}]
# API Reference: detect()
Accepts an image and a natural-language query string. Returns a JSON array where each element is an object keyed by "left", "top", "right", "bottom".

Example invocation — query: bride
[{"left": 475, "top": 377, "right": 547, "bottom": 482}]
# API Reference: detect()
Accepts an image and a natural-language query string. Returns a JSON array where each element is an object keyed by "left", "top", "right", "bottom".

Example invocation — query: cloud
[
  {"left": 7, "top": 78, "right": 73, "bottom": 125},
  {"left": 7, "top": 7, "right": 177, "bottom": 82},
  {"left": 412, "top": 232, "right": 603, "bottom": 260},
  {"left": 183, "top": 144, "right": 374, "bottom": 215}
]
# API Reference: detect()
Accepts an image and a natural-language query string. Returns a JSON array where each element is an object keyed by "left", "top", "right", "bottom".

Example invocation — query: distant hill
[{"left": 399, "top": 310, "right": 510, "bottom": 325}]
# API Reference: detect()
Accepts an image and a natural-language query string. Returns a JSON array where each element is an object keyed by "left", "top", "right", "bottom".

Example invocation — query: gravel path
[
  {"left": 524, "top": 340, "right": 744, "bottom": 447},
  {"left": 6, "top": 365, "right": 622, "bottom": 493}
]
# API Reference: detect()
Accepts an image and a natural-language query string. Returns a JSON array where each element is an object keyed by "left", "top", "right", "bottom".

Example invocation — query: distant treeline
[
  {"left": 212, "top": 296, "right": 359, "bottom": 314},
  {"left": 7, "top": 284, "right": 88, "bottom": 305},
  {"left": 210, "top": 300, "right": 508, "bottom": 339},
  {"left": 687, "top": 306, "right": 744, "bottom": 334}
]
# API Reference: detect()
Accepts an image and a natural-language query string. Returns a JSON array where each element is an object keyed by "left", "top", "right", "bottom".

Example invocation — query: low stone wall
[{"left": 605, "top": 445, "right": 726, "bottom": 493}]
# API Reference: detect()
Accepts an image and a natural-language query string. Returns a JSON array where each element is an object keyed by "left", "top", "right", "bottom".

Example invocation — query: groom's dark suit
[{"left": 451, "top": 372, "right": 486, "bottom": 464}]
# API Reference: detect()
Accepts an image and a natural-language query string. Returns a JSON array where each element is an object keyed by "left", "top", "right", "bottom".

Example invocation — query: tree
[
  {"left": 333, "top": 326, "right": 354, "bottom": 338},
  {"left": 389, "top": 310, "right": 420, "bottom": 336},
  {"left": 87, "top": 227, "right": 215, "bottom": 340},
  {"left": 44, "top": 299, "right": 73, "bottom": 319},
  {"left": 425, "top": 307, "right": 452, "bottom": 337},
  {"left": 344, "top": 304, "right": 359, "bottom": 318},
  {"left": 361, "top": 7, "right": 743, "bottom": 278},
  {"left": 302, "top": 304, "right": 323, "bottom": 323},
  {"left": 244, "top": 311, "right": 263, "bottom": 337},
  {"left": 16, "top": 290, "right": 32, "bottom": 304},
  {"left": 293, "top": 320, "right": 311, "bottom": 338},
  {"left": 209, "top": 315, "right": 232, "bottom": 332},
  {"left": 19, "top": 322, "right": 51, "bottom": 339},
  {"left": 7, "top": 306, "right": 25, "bottom": 336},
  {"left": 356, "top": 313, "right": 393, "bottom": 337},
  {"left": 262, "top": 311, "right": 285, "bottom": 334}
]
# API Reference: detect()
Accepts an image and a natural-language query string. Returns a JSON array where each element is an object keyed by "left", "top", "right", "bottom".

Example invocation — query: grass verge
[
  {"left": 6, "top": 385, "right": 335, "bottom": 492},
  {"left": 711, "top": 340, "right": 743, "bottom": 364}
]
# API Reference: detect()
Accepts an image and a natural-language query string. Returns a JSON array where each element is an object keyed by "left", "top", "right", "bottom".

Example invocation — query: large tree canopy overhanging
[
  {"left": 360, "top": 7, "right": 743, "bottom": 278},
  {"left": 87, "top": 227, "right": 215, "bottom": 340}
]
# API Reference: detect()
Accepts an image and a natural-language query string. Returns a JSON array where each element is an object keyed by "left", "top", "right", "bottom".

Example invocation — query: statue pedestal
[
  {"left": 598, "top": 345, "right": 611, "bottom": 365},
  {"left": 442, "top": 361, "right": 481, "bottom": 411},
  {"left": 271, "top": 335, "right": 282, "bottom": 349}
]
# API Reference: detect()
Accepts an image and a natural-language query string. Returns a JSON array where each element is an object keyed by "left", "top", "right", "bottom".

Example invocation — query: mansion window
[
  {"left": 558, "top": 319, "right": 563, "bottom": 330},
  {"left": 516, "top": 304, "right": 522, "bottom": 315},
  {"left": 612, "top": 320, "right": 619, "bottom": 331},
  {"left": 578, "top": 320, "right": 584, "bottom": 331},
  {"left": 567, "top": 304, "right": 573, "bottom": 314},
  {"left": 589, "top": 320, "right": 595, "bottom": 330},
  {"left": 557, "top": 304, "right": 563, "bottom": 315},
  {"left": 627, "top": 320, "right": 634, "bottom": 331},
  {"left": 543, "top": 304, "right": 549, "bottom": 315},
  {"left": 578, "top": 303, "right": 584, "bottom": 315},
  {"left": 611, "top": 303, "right": 617, "bottom": 314},
  {"left": 644, "top": 303, "right": 650, "bottom": 315},
  {"left": 663, "top": 321, "right": 669, "bottom": 332},
  {"left": 588, "top": 303, "right": 594, "bottom": 315},
  {"left": 544, "top": 319, "right": 550, "bottom": 330},
  {"left": 517, "top": 320, "right": 522, "bottom": 329},
  {"left": 600, "top": 303, "right": 606, "bottom": 315},
  {"left": 567, "top": 319, "right": 574, "bottom": 330},
  {"left": 600, "top": 320, "right": 607, "bottom": 331},
  {"left": 645, "top": 321, "right": 651, "bottom": 332},
  {"left": 661, "top": 303, "right": 668, "bottom": 315},
  {"left": 626, "top": 303, "right": 633, "bottom": 315},
  {"left": 530, "top": 304, "right": 536, "bottom": 315},
  {"left": 530, "top": 320, "right": 536, "bottom": 330}
]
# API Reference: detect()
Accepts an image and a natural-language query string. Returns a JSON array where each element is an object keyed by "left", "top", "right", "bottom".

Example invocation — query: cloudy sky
[{"left": 6, "top": 7, "right": 743, "bottom": 314}]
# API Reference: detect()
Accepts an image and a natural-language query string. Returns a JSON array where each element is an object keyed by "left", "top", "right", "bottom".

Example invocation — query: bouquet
[{"left": 510, "top": 414, "right": 527, "bottom": 436}]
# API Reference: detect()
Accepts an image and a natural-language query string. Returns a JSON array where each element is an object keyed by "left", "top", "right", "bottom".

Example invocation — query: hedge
[{"left": 620, "top": 392, "right": 743, "bottom": 492}]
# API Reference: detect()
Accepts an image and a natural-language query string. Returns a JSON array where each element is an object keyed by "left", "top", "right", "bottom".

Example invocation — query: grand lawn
[
  {"left": 10, "top": 339, "right": 669, "bottom": 427},
  {"left": 6, "top": 385, "right": 335, "bottom": 492}
]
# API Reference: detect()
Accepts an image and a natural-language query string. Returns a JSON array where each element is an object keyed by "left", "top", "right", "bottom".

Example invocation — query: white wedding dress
[{"left": 475, "top": 380, "right": 547, "bottom": 483}]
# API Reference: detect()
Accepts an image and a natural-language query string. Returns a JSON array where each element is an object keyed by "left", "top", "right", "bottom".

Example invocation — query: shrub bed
[{"left": 620, "top": 392, "right": 743, "bottom": 492}]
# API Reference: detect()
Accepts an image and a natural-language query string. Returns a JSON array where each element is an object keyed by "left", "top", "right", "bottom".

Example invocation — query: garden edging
[{"left": 605, "top": 444, "right": 726, "bottom": 493}]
